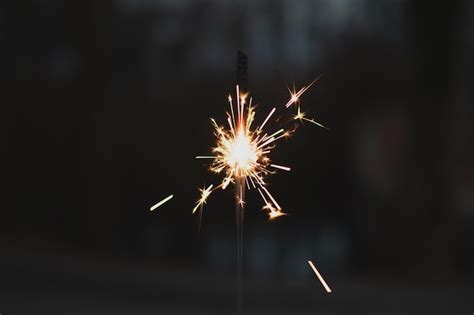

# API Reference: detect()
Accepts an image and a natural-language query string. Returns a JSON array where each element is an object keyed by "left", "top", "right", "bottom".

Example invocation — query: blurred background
[{"left": 1, "top": 0, "right": 474, "bottom": 314}]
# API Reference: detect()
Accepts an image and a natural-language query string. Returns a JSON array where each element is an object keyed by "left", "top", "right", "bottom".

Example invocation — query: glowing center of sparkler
[{"left": 226, "top": 128, "right": 257, "bottom": 174}]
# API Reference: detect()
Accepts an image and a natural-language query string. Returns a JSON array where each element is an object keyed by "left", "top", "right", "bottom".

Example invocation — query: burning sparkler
[
  {"left": 191, "top": 52, "right": 327, "bottom": 314},
  {"left": 193, "top": 78, "right": 326, "bottom": 220}
]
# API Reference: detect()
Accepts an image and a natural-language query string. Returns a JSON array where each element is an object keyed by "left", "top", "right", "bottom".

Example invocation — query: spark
[
  {"left": 270, "top": 164, "right": 291, "bottom": 171},
  {"left": 294, "top": 106, "right": 329, "bottom": 130},
  {"left": 258, "top": 107, "right": 276, "bottom": 131},
  {"left": 258, "top": 188, "right": 287, "bottom": 220},
  {"left": 193, "top": 184, "right": 214, "bottom": 214},
  {"left": 194, "top": 79, "right": 326, "bottom": 220},
  {"left": 150, "top": 194, "right": 174, "bottom": 211},
  {"left": 267, "top": 208, "right": 287, "bottom": 220},
  {"left": 285, "top": 76, "right": 320, "bottom": 108},
  {"left": 308, "top": 260, "right": 332, "bottom": 293}
]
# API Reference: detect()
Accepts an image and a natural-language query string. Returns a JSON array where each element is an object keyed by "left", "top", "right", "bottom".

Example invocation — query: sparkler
[
  {"left": 149, "top": 53, "right": 329, "bottom": 312},
  {"left": 193, "top": 78, "right": 326, "bottom": 220},
  {"left": 193, "top": 53, "right": 326, "bottom": 314}
]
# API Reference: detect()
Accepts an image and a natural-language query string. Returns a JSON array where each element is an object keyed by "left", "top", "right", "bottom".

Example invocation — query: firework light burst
[{"left": 193, "top": 78, "right": 326, "bottom": 220}]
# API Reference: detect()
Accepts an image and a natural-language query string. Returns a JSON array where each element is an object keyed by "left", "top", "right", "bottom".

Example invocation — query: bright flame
[
  {"left": 194, "top": 80, "right": 326, "bottom": 220},
  {"left": 223, "top": 128, "right": 258, "bottom": 176}
]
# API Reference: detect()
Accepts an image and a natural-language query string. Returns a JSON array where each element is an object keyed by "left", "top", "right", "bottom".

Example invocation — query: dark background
[{"left": 1, "top": 1, "right": 473, "bottom": 314}]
